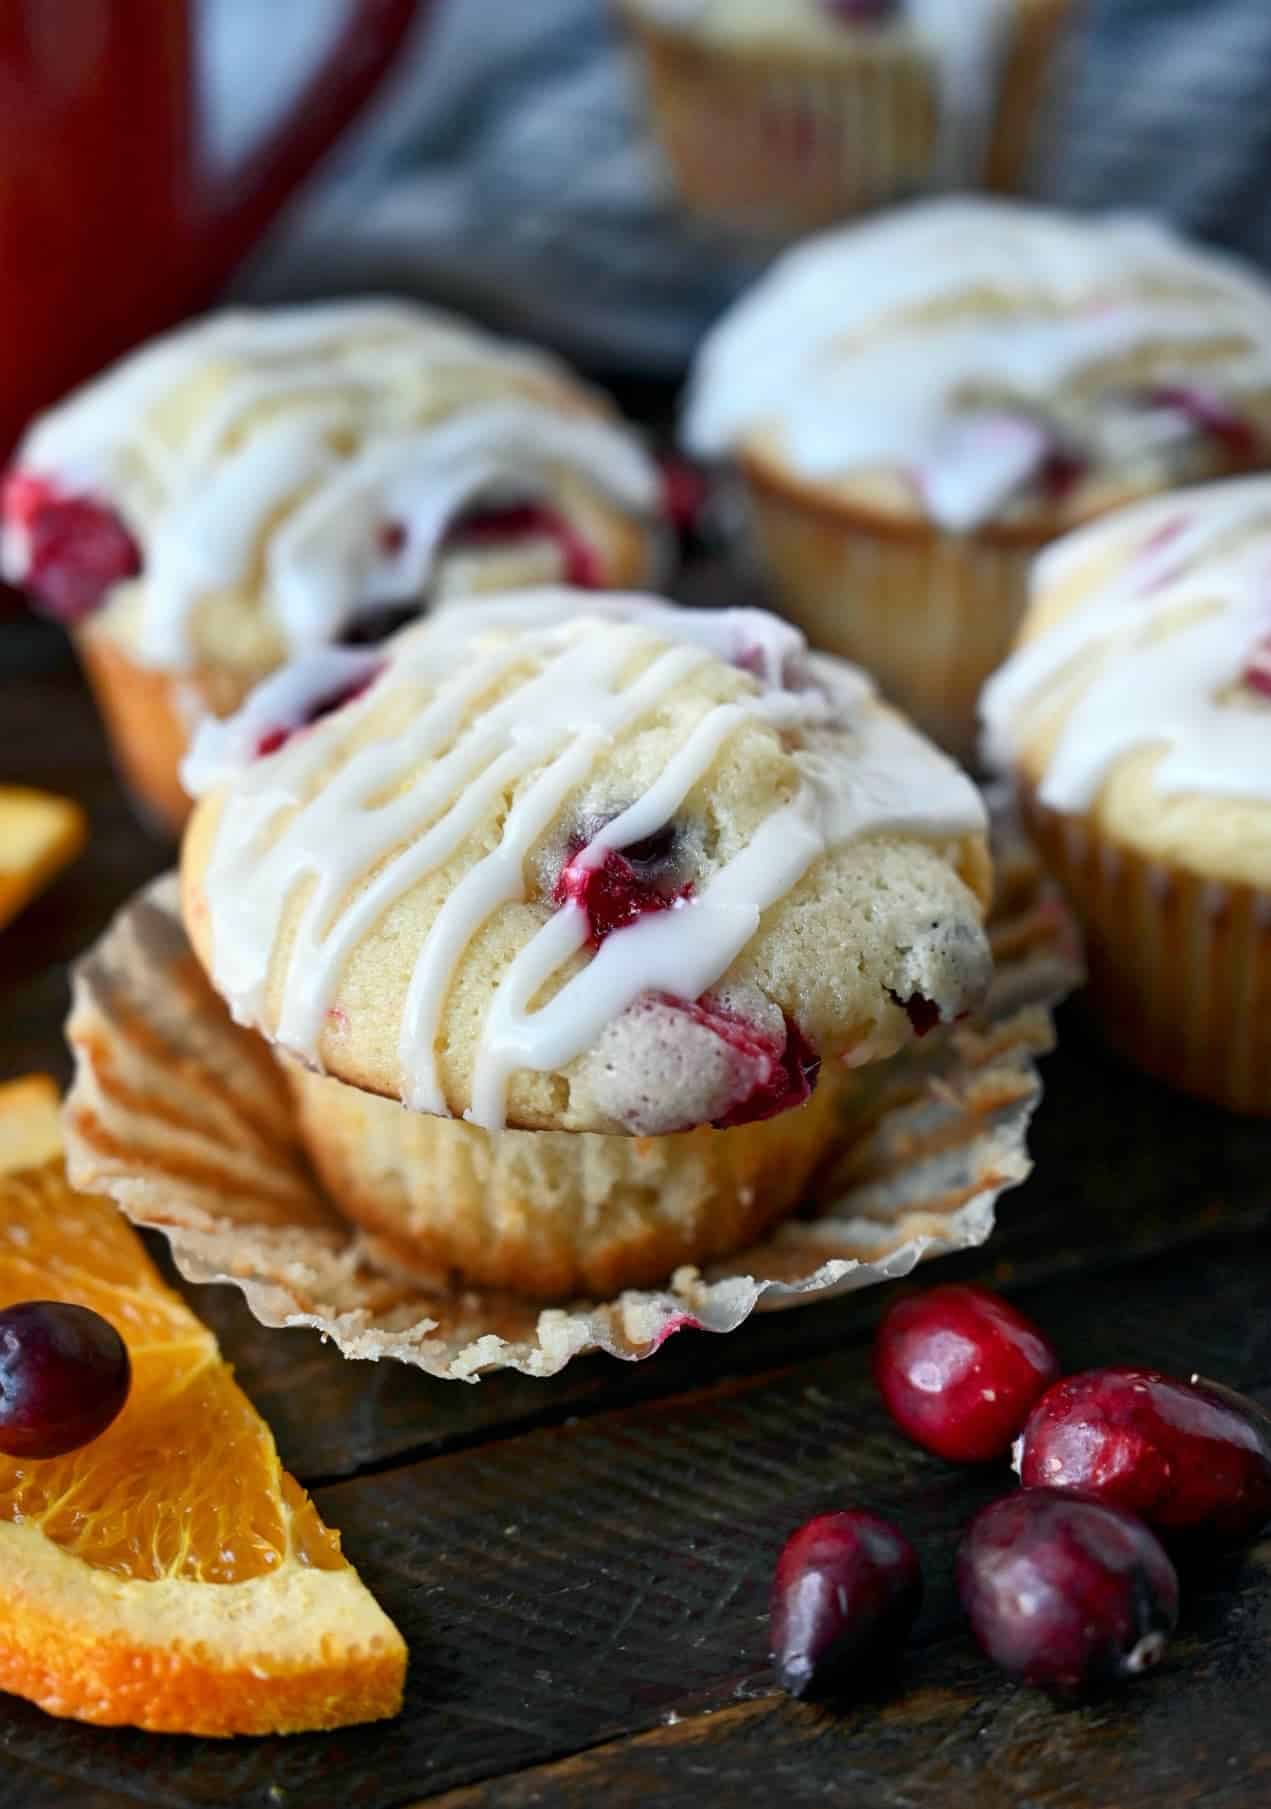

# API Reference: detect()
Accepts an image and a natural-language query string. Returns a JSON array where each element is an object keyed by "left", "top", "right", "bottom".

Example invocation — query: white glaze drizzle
[
  {"left": 188, "top": 590, "right": 985, "bottom": 1128},
  {"left": 684, "top": 199, "right": 1271, "bottom": 532},
  {"left": 5, "top": 301, "right": 659, "bottom": 667},
  {"left": 980, "top": 476, "right": 1271, "bottom": 810}
]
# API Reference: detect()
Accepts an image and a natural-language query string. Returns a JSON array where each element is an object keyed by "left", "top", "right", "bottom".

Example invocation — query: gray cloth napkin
[{"left": 226, "top": 0, "right": 1271, "bottom": 375}]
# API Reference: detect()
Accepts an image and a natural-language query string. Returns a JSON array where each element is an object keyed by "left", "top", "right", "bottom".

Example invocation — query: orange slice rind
[
  {"left": 0, "top": 1089, "right": 405, "bottom": 1736},
  {"left": 0, "top": 786, "right": 86, "bottom": 930}
]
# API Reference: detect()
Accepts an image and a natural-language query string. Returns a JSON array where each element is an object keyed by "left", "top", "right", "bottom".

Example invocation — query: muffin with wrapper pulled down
[{"left": 179, "top": 590, "right": 991, "bottom": 1298}]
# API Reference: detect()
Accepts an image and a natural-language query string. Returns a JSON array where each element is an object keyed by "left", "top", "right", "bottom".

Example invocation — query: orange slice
[
  {"left": 0, "top": 1074, "right": 61, "bottom": 1172},
  {"left": 0, "top": 786, "right": 86, "bottom": 930},
  {"left": 0, "top": 1086, "right": 405, "bottom": 1735}
]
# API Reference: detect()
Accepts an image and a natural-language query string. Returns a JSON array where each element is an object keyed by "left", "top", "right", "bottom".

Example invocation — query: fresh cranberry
[
  {"left": 957, "top": 1491, "right": 1178, "bottom": 1702},
  {"left": 770, "top": 1510, "right": 922, "bottom": 1698},
  {"left": 887, "top": 989, "right": 942, "bottom": 1038},
  {"left": 1148, "top": 386, "right": 1258, "bottom": 463},
  {"left": 0, "top": 1301, "right": 131, "bottom": 1458},
  {"left": 442, "top": 501, "right": 602, "bottom": 589},
  {"left": 1243, "top": 633, "right": 1271, "bottom": 698},
  {"left": 2, "top": 471, "right": 141, "bottom": 623},
  {"left": 874, "top": 1284, "right": 1060, "bottom": 1463},
  {"left": 1014, "top": 1368, "right": 1271, "bottom": 1546},
  {"left": 254, "top": 668, "right": 381, "bottom": 759}
]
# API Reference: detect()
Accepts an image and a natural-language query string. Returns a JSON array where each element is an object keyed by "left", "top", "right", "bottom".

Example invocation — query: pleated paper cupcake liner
[
  {"left": 744, "top": 472, "right": 1040, "bottom": 762},
  {"left": 61, "top": 817, "right": 1079, "bottom": 1380},
  {"left": 1020, "top": 787, "right": 1271, "bottom": 1115},
  {"left": 624, "top": 0, "right": 1072, "bottom": 239},
  {"left": 627, "top": 20, "right": 937, "bottom": 235}
]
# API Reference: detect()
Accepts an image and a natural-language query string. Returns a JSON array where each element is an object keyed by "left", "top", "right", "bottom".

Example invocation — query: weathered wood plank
[
  {"left": 0, "top": 1225, "right": 1267, "bottom": 1808},
  {"left": 7, "top": 612, "right": 1271, "bottom": 1488},
  {"left": 425, "top": 1561, "right": 1271, "bottom": 1809}
]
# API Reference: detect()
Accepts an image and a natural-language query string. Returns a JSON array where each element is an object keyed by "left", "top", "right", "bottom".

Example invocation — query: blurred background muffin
[
  {"left": 615, "top": 0, "right": 1074, "bottom": 240},
  {"left": 2, "top": 302, "right": 663, "bottom": 831},
  {"left": 684, "top": 199, "right": 1271, "bottom": 756}
]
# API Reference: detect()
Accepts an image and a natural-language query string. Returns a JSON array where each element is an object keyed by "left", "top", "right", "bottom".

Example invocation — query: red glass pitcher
[{"left": 0, "top": 0, "right": 422, "bottom": 456}]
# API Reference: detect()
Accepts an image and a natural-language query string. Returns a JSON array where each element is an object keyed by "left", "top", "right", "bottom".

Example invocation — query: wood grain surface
[{"left": 2, "top": 603, "right": 1270, "bottom": 1809}]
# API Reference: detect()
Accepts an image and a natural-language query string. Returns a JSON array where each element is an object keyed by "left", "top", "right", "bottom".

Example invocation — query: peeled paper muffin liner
[
  {"left": 1019, "top": 787, "right": 1271, "bottom": 1116},
  {"left": 744, "top": 473, "right": 1040, "bottom": 762},
  {"left": 62, "top": 822, "right": 1079, "bottom": 1381}
]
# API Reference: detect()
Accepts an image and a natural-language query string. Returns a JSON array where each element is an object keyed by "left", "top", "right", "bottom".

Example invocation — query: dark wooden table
[{"left": 3, "top": 602, "right": 1271, "bottom": 1809}]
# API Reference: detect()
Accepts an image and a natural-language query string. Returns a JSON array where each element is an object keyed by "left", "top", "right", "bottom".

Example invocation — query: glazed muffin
[
  {"left": 981, "top": 476, "right": 1271, "bottom": 1115},
  {"left": 1, "top": 301, "right": 663, "bottom": 832},
  {"left": 180, "top": 589, "right": 992, "bottom": 1296},
  {"left": 618, "top": 0, "right": 1073, "bottom": 238},
  {"left": 684, "top": 198, "right": 1271, "bottom": 757}
]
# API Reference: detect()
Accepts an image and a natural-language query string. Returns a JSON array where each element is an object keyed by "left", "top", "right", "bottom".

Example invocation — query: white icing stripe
[
  {"left": 980, "top": 476, "right": 1271, "bottom": 808},
  {"left": 191, "top": 591, "right": 986, "bottom": 1129},
  {"left": 5, "top": 301, "right": 659, "bottom": 667},
  {"left": 684, "top": 200, "right": 1271, "bottom": 533}
]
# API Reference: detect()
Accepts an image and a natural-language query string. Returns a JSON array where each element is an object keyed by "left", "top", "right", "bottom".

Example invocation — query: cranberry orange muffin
[
  {"left": 180, "top": 590, "right": 991, "bottom": 1296},
  {"left": 685, "top": 199, "right": 1271, "bottom": 757},
  {"left": 619, "top": 0, "right": 1072, "bottom": 238},
  {"left": 1, "top": 302, "right": 663, "bottom": 832},
  {"left": 981, "top": 476, "right": 1271, "bottom": 1115}
]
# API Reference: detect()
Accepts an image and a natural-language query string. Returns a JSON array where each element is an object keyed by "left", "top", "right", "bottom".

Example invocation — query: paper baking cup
[
  {"left": 624, "top": 0, "right": 1071, "bottom": 237},
  {"left": 74, "top": 628, "right": 224, "bottom": 837},
  {"left": 744, "top": 473, "right": 1040, "bottom": 762},
  {"left": 1020, "top": 787, "right": 1271, "bottom": 1116},
  {"left": 626, "top": 20, "right": 937, "bottom": 235},
  {"left": 62, "top": 823, "right": 1078, "bottom": 1380}
]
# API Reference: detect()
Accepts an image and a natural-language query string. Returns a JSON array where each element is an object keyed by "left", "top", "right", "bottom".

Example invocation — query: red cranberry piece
[
  {"left": 554, "top": 829, "right": 691, "bottom": 946},
  {"left": 1015, "top": 1368, "right": 1271, "bottom": 1545},
  {"left": 2, "top": 471, "right": 141, "bottom": 624},
  {"left": 874, "top": 1284, "right": 1060, "bottom": 1463},
  {"left": 1148, "top": 386, "right": 1258, "bottom": 463},
  {"left": 254, "top": 668, "right": 380, "bottom": 760},
  {"left": 770, "top": 1510, "right": 922, "bottom": 1699},
  {"left": 658, "top": 456, "right": 710, "bottom": 541},
  {"left": 708, "top": 1009, "right": 819, "bottom": 1128},
  {"left": 1039, "top": 446, "right": 1089, "bottom": 502},
  {"left": 0, "top": 1301, "right": 131, "bottom": 1458},
  {"left": 1244, "top": 633, "right": 1271, "bottom": 698},
  {"left": 443, "top": 501, "right": 602, "bottom": 589},
  {"left": 957, "top": 1490, "right": 1178, "bottom": 1702}
]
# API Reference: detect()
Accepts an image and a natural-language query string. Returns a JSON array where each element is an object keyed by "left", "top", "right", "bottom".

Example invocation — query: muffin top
[
  {"left": 684, "top": 199, "right": 1271, "bottom": 537},
  {"left": 981, "top": 476, "right": 1271, "bottom": 887},
  {"left": 1, "top": 301, "right": 660, "bottom": 675},
  {"left": 180, "top": 590, "right": 991, "bottom": 1136}
]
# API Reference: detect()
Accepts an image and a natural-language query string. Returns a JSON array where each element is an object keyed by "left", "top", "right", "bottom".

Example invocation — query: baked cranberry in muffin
[{"left": 1, "top": 473, "right": 139, "bottom": 624}]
